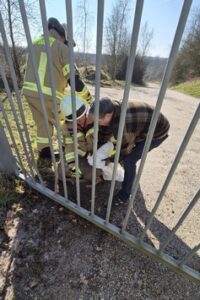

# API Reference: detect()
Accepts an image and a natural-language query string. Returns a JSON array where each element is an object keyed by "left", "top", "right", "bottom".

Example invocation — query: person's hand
[
  {"left": 70, "top": 166, "right": 82, "bottom": 178},
  {"left": 108, "top": 149, "right": 116, "bottom": 157}
]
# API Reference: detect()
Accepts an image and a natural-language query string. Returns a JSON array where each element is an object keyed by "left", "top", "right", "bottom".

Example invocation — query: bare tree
[
  {"left": 132, "top": 22, "right": 154, "bottom": 85},
  {"left": 0, "top": 0, "right": 40, "bottom": 85},
  {"left": 112, "top": 20, "right": 153, "bottom": 85},
  {"left": 105, "top": 0, "right": 130, "bottom": 81},
  {"left": 138, "top": 22, "right": 154, "bottom": 58},
  {"left": 74, "top": 0, "right": 93, "bottom": 66}
]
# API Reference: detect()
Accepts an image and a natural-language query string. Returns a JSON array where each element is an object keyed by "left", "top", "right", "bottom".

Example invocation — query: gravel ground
[{"left": 0, "top": 83, "right": 200, "bottom": 299}]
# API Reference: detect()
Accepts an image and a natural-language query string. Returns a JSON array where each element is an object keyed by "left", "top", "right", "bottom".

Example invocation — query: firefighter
[
  {"left": 57, "top": 94, "right": 102, "bottom": 183},
  {"left": 23, "top": 17, "right": 93, "bottom": 159},
  {"left": 60, "top": 94, "right": 93, "bottom": 179},
  {"left": 59, "top": 95, "right": 117, "bottom": 183}
]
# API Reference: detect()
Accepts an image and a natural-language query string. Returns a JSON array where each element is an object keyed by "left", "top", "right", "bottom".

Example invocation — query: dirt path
[
  {"left": 0, "top": 84, "right": 200, "bottom": 299},
  {"left": 97, "top": 83, "right": 200, "bottom": 252}
]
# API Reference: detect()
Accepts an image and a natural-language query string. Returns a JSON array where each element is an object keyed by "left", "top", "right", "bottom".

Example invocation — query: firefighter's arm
[
  {"left": 70, "top": 130, "right": 88, "bottom": 177},
  {"left": 67, "top": 66, "right": 93, "bottom": 106},
  {"left": 108, "top": 136, "right": 117, "bottom": 157},
  {"left": 77, "top": 131, "right": 88, "bottom": 158},
  {"left": 85, "top": 127, "right": 116, "bottom": 157},
  {"left": 60, "top": 44, "right": 93, "bottom": 105},
  {"left": 62, "top": 123, "right": 82, "bottom": 177}
]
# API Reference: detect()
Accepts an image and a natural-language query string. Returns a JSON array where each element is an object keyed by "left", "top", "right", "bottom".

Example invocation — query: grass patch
[
  {"left": 0, "top": 173, "right": 25, "bottom": 208},
  {"left": 0, "top": 92, "right": 38, "bottom": 208},
  {"left": 171, "top": 78, "right": 200, "bottom": 98},
  {"left": 0, "top": 93, "right": 36, "bottom": 144}
]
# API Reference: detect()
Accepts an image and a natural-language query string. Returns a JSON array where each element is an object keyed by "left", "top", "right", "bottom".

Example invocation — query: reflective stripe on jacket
[
  {"left": 23, "top": 29, "right": 93, "bottom": 106},
  {"left": 62, "top": 122, "right": 93, "bottom": 168},
  {"left": 23, "top": 30, "right": 70, "bottom": 101}
]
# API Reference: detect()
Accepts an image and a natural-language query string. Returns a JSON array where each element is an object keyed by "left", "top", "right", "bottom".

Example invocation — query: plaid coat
[{"left": 108, "top": 100, "right": 170, "bottom": 156}]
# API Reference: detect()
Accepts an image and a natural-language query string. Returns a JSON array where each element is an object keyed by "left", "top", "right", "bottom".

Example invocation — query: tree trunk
[{"left": 7, "top": 0, "right": 22, "bottom": 85}]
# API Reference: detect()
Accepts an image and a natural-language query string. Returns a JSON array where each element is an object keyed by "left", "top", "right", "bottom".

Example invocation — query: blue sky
[{"left": 45, "top": 0, "right": 200, "bottom": 58}]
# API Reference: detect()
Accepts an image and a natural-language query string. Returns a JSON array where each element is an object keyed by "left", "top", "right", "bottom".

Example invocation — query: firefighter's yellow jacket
[
  {"left": 23, "top": 29, "right": 93, "bottom": 105},
  {"left": 62, "top": 121, "right": 94, "bottom": 169}
]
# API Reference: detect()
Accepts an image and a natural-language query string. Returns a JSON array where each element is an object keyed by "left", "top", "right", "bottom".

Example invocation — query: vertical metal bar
[
  {"left": 140, "top": 104, "right": 200, "bottom": 241},
  {"left": 179, "top": 242, "right": 200, "bottom": 266},
  {"left": 0, "top": 101, "right": 27, "bottom": 177},
  {"left": 159, "top": 188, "right": 200, "bottom": 253},
  {"left": 18, "top": 0, "right": 58, "bottom": 190},
  {"left": 66, "top": 0, "right": 81, "bottom": 206},
  {"left": 0, "top": 122, "right": 17, "bottom": 175},
  {"left": 105, "top": 0, "right": 144, "bottom": 224},
  {"left": 122, "top": 0, "right": 193, "bottom": 232},
  {"left": 39, "top": 0, "right": 68, "bottom": 199},
  {"left": 0, "top": 12, "right": 43, "bottom": 183},
  {"left": 91, "top": 0, "right": 104, "bottom": 216},
  {"left": 0, "top": 64, "right": 36, "bottom": 179}
]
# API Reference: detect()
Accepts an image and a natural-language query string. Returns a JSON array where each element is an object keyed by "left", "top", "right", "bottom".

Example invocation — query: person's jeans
[{"left": 119, "top": 135, "right": 168, "bottom": 200}]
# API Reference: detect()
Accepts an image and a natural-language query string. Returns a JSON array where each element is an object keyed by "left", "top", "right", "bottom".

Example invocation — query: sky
[{"left": 43, "top": 0, "right": 200, "bottom": 58}]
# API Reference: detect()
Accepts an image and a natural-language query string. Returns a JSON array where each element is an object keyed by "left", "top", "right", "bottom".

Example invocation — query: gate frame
[
  {"left": 0, "top": 0, "right": 199, "bottom": 285},
  {"left": 19, "top": 173, "right": 200, "bottom": 284}
]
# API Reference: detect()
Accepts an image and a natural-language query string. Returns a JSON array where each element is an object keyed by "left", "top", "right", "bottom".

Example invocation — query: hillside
[{"left": 171, "top": 78, "right": 200, "bottom": 98}]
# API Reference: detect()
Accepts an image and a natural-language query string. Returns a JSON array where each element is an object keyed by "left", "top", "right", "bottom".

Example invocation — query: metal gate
[{"left": 0, "top": 0, "right": 199, "bottom": 284}]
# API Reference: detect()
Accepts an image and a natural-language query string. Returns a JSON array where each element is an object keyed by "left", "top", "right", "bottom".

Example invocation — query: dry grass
[{"left": 171, "top": 78, "right": 200, "bottom": 98}]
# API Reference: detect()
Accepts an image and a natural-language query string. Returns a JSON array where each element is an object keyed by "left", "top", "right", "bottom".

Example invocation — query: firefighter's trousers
[{"left": 25, "top": 94, "right": 62, "bottom": 152}]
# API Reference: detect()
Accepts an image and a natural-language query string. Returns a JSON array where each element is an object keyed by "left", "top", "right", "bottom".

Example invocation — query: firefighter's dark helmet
[{"left": 48, "top": 18, "right": 65, "bottom": 38}]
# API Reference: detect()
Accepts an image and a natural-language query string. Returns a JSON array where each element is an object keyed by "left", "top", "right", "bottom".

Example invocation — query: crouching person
[
  {"left": 88, "top": 97, "right": 170, "bottom": 204},
  {"left": 57, "top": 95, "right": 102, "bottom": 183}
]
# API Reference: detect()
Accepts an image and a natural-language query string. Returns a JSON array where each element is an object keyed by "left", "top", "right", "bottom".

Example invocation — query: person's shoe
[{"left": 113, "top": 192, "right": 129, "bottom": 206}]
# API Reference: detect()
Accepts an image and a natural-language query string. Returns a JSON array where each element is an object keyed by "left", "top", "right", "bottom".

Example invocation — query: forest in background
[{"left": 0, "top": 0, "right": 200, "bottom": 92}]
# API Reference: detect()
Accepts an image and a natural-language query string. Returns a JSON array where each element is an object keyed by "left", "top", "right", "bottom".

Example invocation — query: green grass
[
  {"left": 0, "top": 93, "right": 41, "bottom": 160},
  {"left": 171, "top": 78, "right": 200, "bottom": 99},
  {"left": 0, "top": 173, "right": 25, "bottom": 207},
  {"left": 0, "top": 92, "right": 38, "bottom": 208}
]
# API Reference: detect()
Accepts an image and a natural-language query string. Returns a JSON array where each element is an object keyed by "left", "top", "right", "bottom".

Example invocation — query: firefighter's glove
[
  {"left": 85, "top": 92, "right": 94, "bottom": 105},
  {"left": 102, "top": 149, "right": 116, "bottom": 164},
  {"left": 70, "top": 166, "right": 83, "bottom": 178},
  {"left": 108, "top": 149, "right": 116, "bottom": 157}
]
